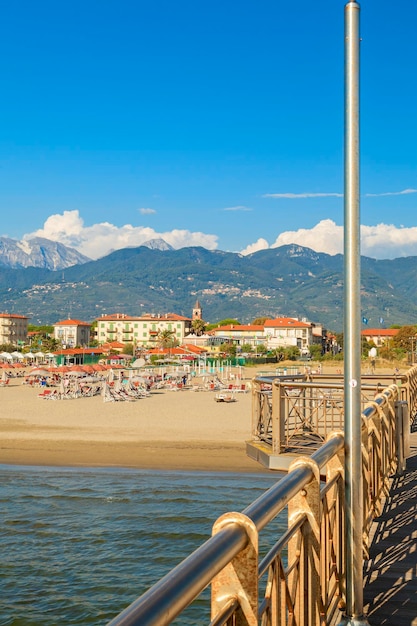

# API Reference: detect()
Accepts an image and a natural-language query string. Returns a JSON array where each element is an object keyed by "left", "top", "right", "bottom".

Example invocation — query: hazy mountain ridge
[
  {"left": 0, "top": 242, "right": 417, "bottom": 331},
  {"left": 0, "top": 237, "right": 91, "bottom": 270}
]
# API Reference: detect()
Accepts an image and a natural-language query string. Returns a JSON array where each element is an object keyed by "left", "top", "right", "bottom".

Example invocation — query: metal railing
[
  {"left": 251, "top": 370, "right": 412, "bottom": 455},
  {"left": 107, "top": 369, "right": 413, "bottom": 626}
]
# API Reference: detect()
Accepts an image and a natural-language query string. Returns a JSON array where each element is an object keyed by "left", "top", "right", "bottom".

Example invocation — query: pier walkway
[{"left": 363, "top": 431, "right": 417, "bottom": 625}]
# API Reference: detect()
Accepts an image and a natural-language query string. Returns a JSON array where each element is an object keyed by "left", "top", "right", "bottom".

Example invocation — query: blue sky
[{"left": 0, "top": 0, "right": 416, "bottom": 260}]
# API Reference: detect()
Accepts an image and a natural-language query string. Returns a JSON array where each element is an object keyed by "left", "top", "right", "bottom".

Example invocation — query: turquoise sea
[{"left": 0, "top": 465, "right": 284, "bottom": 626}]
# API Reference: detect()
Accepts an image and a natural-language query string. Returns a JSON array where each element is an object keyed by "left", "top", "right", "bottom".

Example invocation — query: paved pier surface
[{"left": 363, "top": 431, "right": 417, "bottom": 625}]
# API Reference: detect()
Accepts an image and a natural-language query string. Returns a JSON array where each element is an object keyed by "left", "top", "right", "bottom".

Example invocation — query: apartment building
[
  {"left": 96, "top": 313, "right": 193, "bottom": 348},
  {"left": 0, "top": 313, "right": 29, "bottom": 346},
  {"left": 264, "top": 317, "right": 313, "bottom": 352},
  {"left": 53, "top": 319, "right": 91, "bottom": 348}
]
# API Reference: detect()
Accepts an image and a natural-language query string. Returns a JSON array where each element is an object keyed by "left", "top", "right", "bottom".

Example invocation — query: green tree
[
  {"left": 391, "top": 325, "right": 417, "bottom": 351},
  {"left": 219, "top": 342, "right": 237, "bottom": 357},
  {"left": 41, "top": 337, "right": 61, "bottom": 352},
  {"left": 251, "top": 317, "right": 269, "bottom": 325},
  {"left": 309, "top": 344, "right": 322, "bottom": 359},
  {"left": 206, "top": 319, "right": 241, "bottom": 331},
  {"left": 191, "top": 318, "right": 206, "bottom": 336},
  {"left": 284, "top": 346, "right": 301, "bottom": 361},
  {"left": 157, "top": 329, "right": 178, "bottom": 350},
  {"left": 122, "top": 343, "right": 135, "bottom": 356}
]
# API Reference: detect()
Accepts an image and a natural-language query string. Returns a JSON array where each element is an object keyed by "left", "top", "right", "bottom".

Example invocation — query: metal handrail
[
  {"left": 108, "top": 435, "right": 345, "bottom": 626},
  {"left": 107, "top": 371, "right": 413, "bottom": 626}
]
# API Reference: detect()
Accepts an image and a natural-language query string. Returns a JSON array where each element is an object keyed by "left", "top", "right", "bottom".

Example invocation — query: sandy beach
[
  {"left": 0, "top": 362, "right": 403, "bottom": 473},
  {"left": 0, "top": 372, "right": 267, "bottom": 473}
]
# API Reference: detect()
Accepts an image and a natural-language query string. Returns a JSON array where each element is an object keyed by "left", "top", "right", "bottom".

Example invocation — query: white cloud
[
  {"left": 241, "top": 219, "right": 417, "bottom": 259},
  {"left": 223, "top": 205, "right": 252, "bottom": 211},
  {"left": 240, "top": 238, "right": 270, "bottom": 255},
  {"left": 262, "top": 192, "right": 343, "bottom": 199},
  {"left": 24, "top": 210, "right": 219, "bottom": 259},
  {"left": 22, "top": 210, "right": 417, "bottom": 262},
  {"left": 271, "top": 219, "right": 344, "bottom": 255},
  {"left": 365, "top": 188, "right": 417, "bottom": 197},
  {"left": 139, "top": 207, "right": 157, "bottom": 215}
]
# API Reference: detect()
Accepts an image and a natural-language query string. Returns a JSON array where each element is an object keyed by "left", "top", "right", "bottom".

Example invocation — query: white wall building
[
  {"left": 53, "top": 318, "right": 91, "bottom": 348},
  {"left": 264, "top": 317, "right": 313, "bottom": 352}
]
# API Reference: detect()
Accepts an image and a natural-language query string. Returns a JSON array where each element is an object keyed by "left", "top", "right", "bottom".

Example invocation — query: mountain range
[{"left": 1, "top": 236, "right": 417, "bottom": 331}]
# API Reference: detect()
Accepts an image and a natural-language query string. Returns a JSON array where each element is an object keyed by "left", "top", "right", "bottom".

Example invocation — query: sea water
[{"left": 0, "top": 465, "right": 284, "bottom": 626}]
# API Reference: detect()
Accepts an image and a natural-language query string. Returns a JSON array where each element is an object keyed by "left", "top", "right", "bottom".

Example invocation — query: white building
[
  {"left": 264, "top": 317, "right": 313, "bottom": 352},
  {"left": 53, "top": 318, "right": 91, "bottom": 348}
]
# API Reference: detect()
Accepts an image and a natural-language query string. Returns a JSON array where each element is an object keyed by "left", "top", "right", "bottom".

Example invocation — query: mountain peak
[
  {"left": 0, "top": 236, "right": 91, "bottom": 270},
  {"left": 142, "top": 238, "right": 174, "bottom": 251}
]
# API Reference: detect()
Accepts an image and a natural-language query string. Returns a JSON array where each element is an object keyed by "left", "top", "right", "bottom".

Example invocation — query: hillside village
[{"left": 0, "top": 299, "right": 402, "bottom": 366}]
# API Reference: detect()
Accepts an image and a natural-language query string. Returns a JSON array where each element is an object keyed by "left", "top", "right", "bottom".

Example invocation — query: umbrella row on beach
[
  {"left": 0, "top": 351, "right": 55, "bottom": 361},
  {"left": 25, "top": 363, "right": 124, "bottom": 377}
]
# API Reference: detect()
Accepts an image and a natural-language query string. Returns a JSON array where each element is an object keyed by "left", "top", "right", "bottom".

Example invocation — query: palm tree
[
  {"left": 191, "top": 319, "right": 206, "bottom": 336},
  {"left": 157, "top": 329, "right": 177, "bottom": 351}
]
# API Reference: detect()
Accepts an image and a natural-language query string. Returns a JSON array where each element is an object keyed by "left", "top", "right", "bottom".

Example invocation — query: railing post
[
  {"left": 272, "top": 381, "right": 285, "bottom": 454},
  {"left": 395, "top": 400, "right": 410, "bottom": 475},
  {"left": 211, "top": 512, "right": 258, "bottom": 626},
  {"left": 288, "top": 457, "right": 321, "bottom": 626},
  {"left": 326, "top": 432, "right": 346, "bottom": 614},
  {"left": 252, "top": 379, "right": 259, "bottom": 439}
]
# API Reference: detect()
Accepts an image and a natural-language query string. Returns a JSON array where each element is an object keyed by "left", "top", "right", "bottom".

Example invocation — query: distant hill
[{"left": 0, "top": 243, "right": 417, "bottom": 331}]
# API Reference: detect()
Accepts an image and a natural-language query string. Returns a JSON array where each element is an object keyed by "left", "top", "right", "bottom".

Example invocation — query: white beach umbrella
[
  {"left": 0, "top": 352, "right": 12, "bottom": 360},
  {"left": 34, "top": 351, "right": 45, "bottom": 358},
  {"left": 11, "top": 351, "right": 24, "bottom": 360},
  {"left": 25, "top": 352, "right": 36, "bottom": 359},
  {"left": 26, "top": 368, "right": 50, "bottom": 377}
]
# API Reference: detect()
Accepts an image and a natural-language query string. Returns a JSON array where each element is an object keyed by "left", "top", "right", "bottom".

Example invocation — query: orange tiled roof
[
  {"left": 264, "top": 318, "right": 311, "bottom": 328},
  {"left": 97, "top": 313, "right": 191, "bottom": 322},
  {"left": 211, "top": 324, "right": 264, "bottom": 333},
  {"left": 181, "top": 344, "right": 207, "bottom": 354},
  {"left": 361, "top": 328, "right": 399, "bottom": 336},
  {"left": 53, "top": 348, "right": 104, "bottom": 355},
  {"left": 54, "top": 319, "right": 91, "bottom": 326},
  {"left": 100, "top": 341, "right": 126, "bottom": 350}
]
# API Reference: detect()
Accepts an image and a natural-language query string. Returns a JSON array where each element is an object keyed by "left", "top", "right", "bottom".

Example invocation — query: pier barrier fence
[{"left": 107, "top": 367, "right": 416, "bottom": 625}]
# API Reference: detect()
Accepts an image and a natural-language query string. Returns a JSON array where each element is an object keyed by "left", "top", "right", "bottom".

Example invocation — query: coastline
[
  {"left": 0, "top": 361, "right": 401, "bottom": 473},
  {"left": 0, "top": 373, "right": 269, "bottom": 473}
]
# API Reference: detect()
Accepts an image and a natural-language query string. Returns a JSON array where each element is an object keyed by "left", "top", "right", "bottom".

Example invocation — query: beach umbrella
[
  {"left": 11, "top": 351, "right": 24, "bottom": 360},
  {"left": 27, "top": 368, "right": 50, "bottom": 377},
  {"left": 91, "top": 363, "right": 106, "bottom": 372},
  {"left": 131, "top": 358, "right": 146, "bottom": 368},
  {"left": 0, "top": 352, "right": 12, "bottom": 361}
]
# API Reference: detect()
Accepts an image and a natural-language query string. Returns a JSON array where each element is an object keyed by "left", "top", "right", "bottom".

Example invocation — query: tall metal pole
[{"left": 338, "top": 1, "right": 370, "bottom": 625}]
